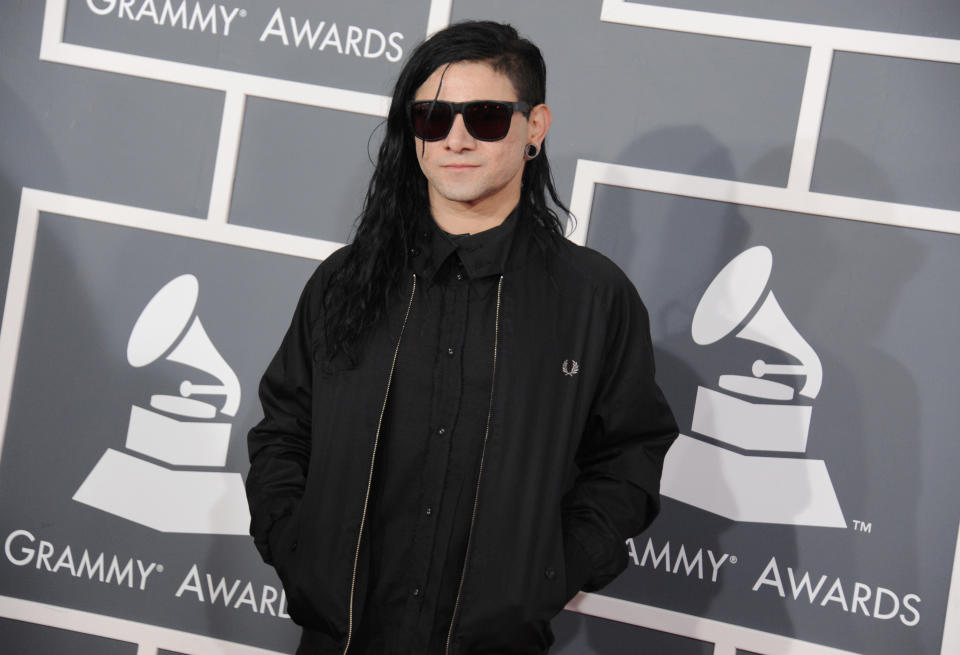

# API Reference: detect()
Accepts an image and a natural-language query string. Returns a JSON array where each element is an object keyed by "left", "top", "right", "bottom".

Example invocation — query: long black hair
[{"left": 322, "top": 21, "right": 569, "bottom": 363}]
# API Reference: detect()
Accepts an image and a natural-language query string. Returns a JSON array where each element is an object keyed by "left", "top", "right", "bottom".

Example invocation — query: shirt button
[
  {"left": 425, "top": 506, "right": 433, "bottom": 516},
  {"left": 437, "top": 426, "right": 446, "bottom": 436},
  {"left": 412, "top": 586, "right": 422, "bottom": 597},
  {"left": 456, "top": 272, "right": 463, "bottom": 280},
  {"left": 544, "top": 567, "right": 557, "bottom": 580},
  {"left": 447, "top": 347, "right": 455, "bottom": 356}
]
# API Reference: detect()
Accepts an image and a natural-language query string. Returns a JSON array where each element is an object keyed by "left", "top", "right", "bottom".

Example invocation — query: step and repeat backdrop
[{"left": 1, "top": 1, "right": 959, "bottom": 654}]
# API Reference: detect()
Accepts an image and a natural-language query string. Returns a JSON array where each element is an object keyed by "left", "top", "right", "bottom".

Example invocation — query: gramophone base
[{"left": 74, "top": 448, "right": 250, "bottom": 535}]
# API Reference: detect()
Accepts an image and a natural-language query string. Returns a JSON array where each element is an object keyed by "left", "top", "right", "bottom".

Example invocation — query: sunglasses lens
[
  {"left": 464, "top": 102, "right": 513, "bottom": 140},
  {"left": 411, "top": 102, "right": 452, "bottom": 141},
  {"left": 410, "top": 101, "right": 517, "bottom": 141}
]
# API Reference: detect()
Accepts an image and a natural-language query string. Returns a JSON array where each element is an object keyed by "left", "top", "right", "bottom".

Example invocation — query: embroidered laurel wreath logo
[{"left": 561, "top": 360, "right": 579, "bottom": 376}]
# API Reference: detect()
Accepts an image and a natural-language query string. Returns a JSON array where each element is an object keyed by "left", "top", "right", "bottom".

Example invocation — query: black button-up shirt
[{"left": 353, "top": 209, "right": 518, "bottom": 654}]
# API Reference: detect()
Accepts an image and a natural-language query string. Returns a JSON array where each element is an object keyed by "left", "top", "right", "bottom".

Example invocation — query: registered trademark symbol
[
  {"left": 156, "top": 564, "right": 164, "bottom": 573},
  {"left": 239, "top": 9, "right": 247, "bottom": 17},
  {"left": 729, "top": 556, "right": 738, "bottom": 564}
]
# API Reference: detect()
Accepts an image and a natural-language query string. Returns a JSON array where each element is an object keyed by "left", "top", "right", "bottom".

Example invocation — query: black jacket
[{"left": 246, "top": 221, "right": 678, "bottom": 654}]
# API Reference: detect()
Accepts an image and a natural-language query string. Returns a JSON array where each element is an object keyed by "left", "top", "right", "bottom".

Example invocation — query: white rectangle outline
[
  {"left": 565, "top": 164, "right": 960, "bottom": 655},
  {"left": 0, "top": 187, "right": 343, "bottom": 653},
  {"left": 565, "top": 163, "right": 960, "bottom": 655},
  {"left": 592, "top": 0, "right": 960, "bottom": 237},
  {"left": 40, "top": 0, "right": 453, "bottom": 225},
  {"left": 567, "top": 160, "right": 960, "bottom": 244}
]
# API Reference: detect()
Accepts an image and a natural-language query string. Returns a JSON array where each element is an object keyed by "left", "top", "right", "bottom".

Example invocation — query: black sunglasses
[{"left": 408, "top": 100, "right": 532, "bottom": 142}]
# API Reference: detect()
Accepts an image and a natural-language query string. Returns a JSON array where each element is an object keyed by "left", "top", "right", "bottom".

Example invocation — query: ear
[{"left": 526, "top": 103, "right": 552, "bottom": 148}]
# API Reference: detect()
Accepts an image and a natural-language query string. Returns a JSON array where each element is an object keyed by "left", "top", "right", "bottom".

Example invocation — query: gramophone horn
[{"left": 126, "top": 274, "right": 241, "bottom": 416}]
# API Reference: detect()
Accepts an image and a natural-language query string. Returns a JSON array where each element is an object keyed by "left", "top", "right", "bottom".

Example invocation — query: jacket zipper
[
  {"left": 342, "top": 274, "right": 417, "bottom": 655},
  {"left": 444, "top": 274, "right": 504, "bottom": 655}
]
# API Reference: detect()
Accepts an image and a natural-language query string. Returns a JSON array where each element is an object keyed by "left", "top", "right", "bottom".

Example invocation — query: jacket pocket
[
  {"left": 536, "top": 519, "right": 574, "bottom": 619},
  {"left": 538, "top": 534, "right": 570, "bottom": 621},
  {"left": 561, "top": 528, "right": 595, "bottom": 603},
  {"left": 269, "top": 509, "right": 311, "bottom": 625}
]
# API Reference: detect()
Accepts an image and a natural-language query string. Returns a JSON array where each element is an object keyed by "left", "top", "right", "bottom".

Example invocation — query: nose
[{"left": 444, "top": 113, "right": 476, "bottom": 151}]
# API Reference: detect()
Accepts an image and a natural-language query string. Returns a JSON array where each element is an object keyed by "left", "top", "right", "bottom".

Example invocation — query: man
[{"left": 246, "top": 21, "right": 677, "bottom": 655}]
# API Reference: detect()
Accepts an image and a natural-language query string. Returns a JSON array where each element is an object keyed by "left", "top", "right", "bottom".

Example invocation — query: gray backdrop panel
[
  {"left": 229, "top": 97, "right": 380, "bottom": 242},
  {"left": 1, "top": 617, "right": 137, "bottom": 655},
  {"left": 813, "top": 53, "right": 960, "bottom": 212},
  {"left": 588, "top": 183, "right": 960, "bottom": 654},
  {"left": 0, "top": 213, "right": 312, "bottom": 651}
]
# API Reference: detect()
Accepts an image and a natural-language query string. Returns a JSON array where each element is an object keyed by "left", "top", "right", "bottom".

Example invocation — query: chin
[
  {"left": 428, "top": 174, "right": 517, "bottom": 207},
  {"left": 435, "top": 184, "right": 488, "bottom": 204},
  {"left": 444, "top": 192, "right": 486, "bottom": 204}
]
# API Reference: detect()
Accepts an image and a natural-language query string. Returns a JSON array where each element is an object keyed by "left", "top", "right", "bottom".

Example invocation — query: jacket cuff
[{"left": 563, "top": 530, "right": 596, "bottom": 599}]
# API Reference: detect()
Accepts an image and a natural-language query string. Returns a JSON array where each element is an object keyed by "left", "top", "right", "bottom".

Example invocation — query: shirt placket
[{"left": 403, "top": 261, "right": 470, "bottom": 649}]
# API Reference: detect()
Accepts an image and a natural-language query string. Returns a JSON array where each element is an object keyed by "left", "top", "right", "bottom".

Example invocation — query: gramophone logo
[
  {"left": 660, "top": 246, "right": 845, "bottom": 527},
  {"left": 73, "top": 274, "right": 250, "bottom": 535}
]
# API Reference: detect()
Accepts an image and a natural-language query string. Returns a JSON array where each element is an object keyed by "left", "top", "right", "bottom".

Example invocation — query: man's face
[{"left": 412, "top": 61, "right": 546, "bottom": 221}]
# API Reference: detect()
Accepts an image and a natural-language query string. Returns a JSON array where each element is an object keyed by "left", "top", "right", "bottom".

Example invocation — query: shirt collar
[{"left": 414, "top": 206, "right": 519, "bottom": 282}]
